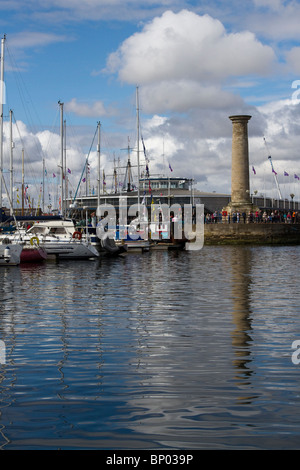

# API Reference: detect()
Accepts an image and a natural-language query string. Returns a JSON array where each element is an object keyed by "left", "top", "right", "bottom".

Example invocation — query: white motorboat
[{"left": 25, "top": 219, "right": 99, "bottom": 259}]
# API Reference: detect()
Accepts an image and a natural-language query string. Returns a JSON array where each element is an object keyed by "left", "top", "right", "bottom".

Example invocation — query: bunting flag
[
  {"left": 16, "top": 188, "right": 20, "bottom": 205},
  {"left": 284, "top": 171, "right": 289, "bottom": 176},
  {"left": 148, "top": 180, "right": 152, "bottom": 193},
  {"left": 169, "top": 163, "right": 173, "bottom": 172},
  {"left": 53, "top": 173, "right": 56, "bottom": 178},
  {"left": 295, "top": 174, "right": 300, "bottom": 180},
  {"left": 141, "top": 136, "right": 148, "bottom": 160},
  {"left": 45, "top": 169, "right": 47, "bottom": 176},
  {"left": 37, "top": 185, "right": 42, "bottom": 209},
  {"left": 103, "top": 169, "right": 107, "bottom": 193},
  {"left": 82, "top": 178, "right": 86, "bottom": 183},
  {"left": 68, "top": 168, "right": 71, "bottom": 174},
  {"left": 146, "top": 164, "right": 150, "bottom": 178},
  {"left": 252, "top": 166, "right": 256, "bottom": 175},
  {"left": 272, "top": 168, "right": 277, "bottom": 176}
]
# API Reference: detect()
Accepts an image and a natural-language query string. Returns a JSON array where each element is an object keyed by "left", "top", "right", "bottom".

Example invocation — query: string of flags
[
  {"left": 251, "top": 166, "right": 300, "bottom": 180},
  {"left": 47, "top": 169, "right": 71, "bottom": 178}
]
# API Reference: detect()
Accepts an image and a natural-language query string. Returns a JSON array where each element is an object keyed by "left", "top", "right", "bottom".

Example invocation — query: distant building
[{"left": 68, "top": 176, "right": 231, "bottom": 215}]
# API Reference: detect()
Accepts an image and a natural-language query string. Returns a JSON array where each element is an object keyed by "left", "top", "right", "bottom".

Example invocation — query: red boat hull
[{"left": 20, "top": 246, "right": 48, "bottom": 263}]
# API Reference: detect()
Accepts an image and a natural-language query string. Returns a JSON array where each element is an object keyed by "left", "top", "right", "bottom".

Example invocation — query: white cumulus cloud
[{"left": 105, "top": 10, "right": 276, "bottom": 113}]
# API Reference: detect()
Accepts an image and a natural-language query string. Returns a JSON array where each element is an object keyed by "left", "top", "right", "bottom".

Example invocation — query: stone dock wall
[{"left": 203, "top": 223, "right": 300, "bottom": 245}]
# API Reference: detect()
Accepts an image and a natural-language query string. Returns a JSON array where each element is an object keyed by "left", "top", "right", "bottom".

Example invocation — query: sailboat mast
[
  {"left": 64, "top": 119, "right": 67, "bottom": 214},
  {"left": 58, "top": 101, "right": 64, "bottom": 216},
  {"left": 136, "top": 86, "right": 140, "bottom": 212},
  {"left": 42, "top": 157, "right": 45, "bottom": 213},
  {"left": 0, "top": 35, "right": 5, "bottom": 209},
  {"left": 97, "top": 121, "right": 101, "bottom": 211},
  {"left": 9, "top": 109, "right": 13, "bottom": 215},
  {"left": 22, "top": 148, "right": 24, "bottom": 216}
]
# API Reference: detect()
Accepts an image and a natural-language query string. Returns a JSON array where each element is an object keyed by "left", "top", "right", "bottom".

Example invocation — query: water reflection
[
  {"left": 0, "top": 247, "right": 299, "bottom": 449},
  {"left": 230, "top": 247, "right": 254, "bottom": 380}
]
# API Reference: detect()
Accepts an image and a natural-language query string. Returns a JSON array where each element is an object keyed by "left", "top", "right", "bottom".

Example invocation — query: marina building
[{"left": 67, "top": 175, "right": 298, "bottom": 217}]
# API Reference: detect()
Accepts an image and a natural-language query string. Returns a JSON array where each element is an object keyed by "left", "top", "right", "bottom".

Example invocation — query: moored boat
[
  {"left": 100, "top": 232, "right": 127, "bottom": 255},
  {"left": 20, "top": 245, "right": 48, "bottom": 263},
  {"left": 25, "top": 219, "right": 99, "bottom": 259}
]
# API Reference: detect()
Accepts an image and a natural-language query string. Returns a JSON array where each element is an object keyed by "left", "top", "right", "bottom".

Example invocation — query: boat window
[
  {"left": 49, "top": 227, "right": 67, "bottom": 234},
  {"left": 28, "top": 227, "right": 45, "bottom": 234}
]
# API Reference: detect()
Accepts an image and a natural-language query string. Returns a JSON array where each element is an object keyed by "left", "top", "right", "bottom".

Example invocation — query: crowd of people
[{"left": 205, "top": 209, "right": 300, "bottom": 224}]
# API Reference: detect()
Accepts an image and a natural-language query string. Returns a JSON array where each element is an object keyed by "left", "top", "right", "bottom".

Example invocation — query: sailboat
[
  {"left": 0, "top": 35, "right": 23, "bottom": 265},
  {"left": 0, "top": 37, "right": 45, "bottom": 263},
  {"left": 0, "top": 142, "right": 48, "bottom": 262}
]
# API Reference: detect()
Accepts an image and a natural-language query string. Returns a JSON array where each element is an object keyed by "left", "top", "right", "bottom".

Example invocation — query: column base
[{"left": 222, "top": 201, "right": 260, "bottom": 222}]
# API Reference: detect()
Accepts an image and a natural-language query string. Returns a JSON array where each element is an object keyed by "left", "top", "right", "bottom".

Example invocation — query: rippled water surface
[{"left": 0, "top": 245, "right": 300, "bottom": 450}]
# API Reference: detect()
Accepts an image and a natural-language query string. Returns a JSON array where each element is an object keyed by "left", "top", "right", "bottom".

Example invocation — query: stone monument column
[
  {"left": 223, "top": 115, "right": 257, "bottom": 218},
  {"left": 230, "top": 115, "right": 251, "bottom": 206}
]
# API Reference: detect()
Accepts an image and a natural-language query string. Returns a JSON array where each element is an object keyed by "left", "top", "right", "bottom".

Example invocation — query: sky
[{"left": 1, "top": 0, "right": 300, "bottom": 211}]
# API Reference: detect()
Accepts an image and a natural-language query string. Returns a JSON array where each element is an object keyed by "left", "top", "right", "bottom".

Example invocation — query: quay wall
[{"left": 203, "top": 223, "right": 300, "bottom": 245}]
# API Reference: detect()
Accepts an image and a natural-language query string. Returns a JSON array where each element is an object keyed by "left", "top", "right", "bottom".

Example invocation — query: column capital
[{"left": 229, "top": 115, "right": 252, "bottom": 123}]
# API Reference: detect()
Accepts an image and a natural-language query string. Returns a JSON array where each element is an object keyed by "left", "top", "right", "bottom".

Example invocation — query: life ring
[
  {"left": 30, "top": 236, "right": 40, "bottom": 246},
  {"left": 72, "top": 231, "right": 82, "bottom": 240}
]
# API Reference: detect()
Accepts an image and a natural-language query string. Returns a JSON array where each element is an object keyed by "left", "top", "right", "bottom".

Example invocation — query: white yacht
[{"left": 25, "top": 219, "right": 99, "bottom": 259}]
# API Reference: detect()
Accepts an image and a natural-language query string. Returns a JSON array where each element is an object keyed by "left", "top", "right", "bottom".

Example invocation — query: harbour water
[{"left": 0, "top": 245, "right": 300, "bottom": 450}]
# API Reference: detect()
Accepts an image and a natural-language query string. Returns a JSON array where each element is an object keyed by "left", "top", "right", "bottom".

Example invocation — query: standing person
[{"left": 242, "top": 212, "right": 246, "bottom": 223}]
